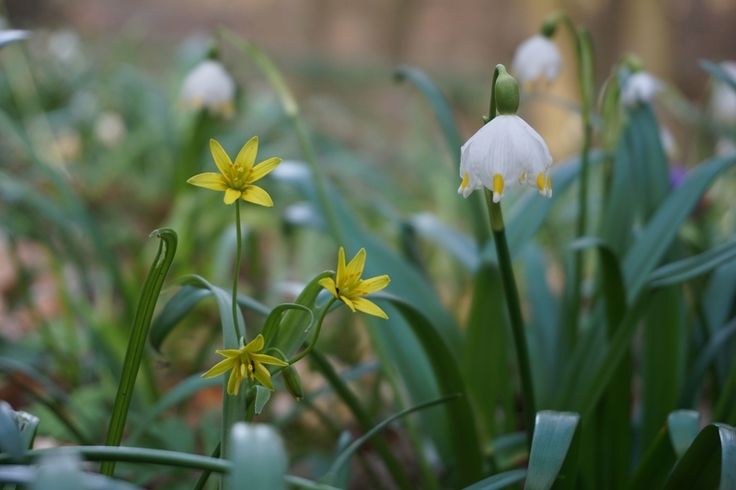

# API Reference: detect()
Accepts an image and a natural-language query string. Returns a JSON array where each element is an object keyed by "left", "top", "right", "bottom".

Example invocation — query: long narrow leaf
[
  {"left": 524, "top": 411, "right": 581, "bottom": 490},
  {"left": 374, "top": 293, "right": 484, "bottom": 486},
  {"left": 101, "top": 228, "right": 177, "bottom": 476}
]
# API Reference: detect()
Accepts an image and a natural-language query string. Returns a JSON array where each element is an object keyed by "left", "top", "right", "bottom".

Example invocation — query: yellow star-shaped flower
[
  {"left": 318, "top": 247, "right": 390, "bottom": 319},
  {"left": 201, "top": 334, "right": 288, "bottom": 395},
  {"left": 187, "top": 137, "right": 281, "bottom": 206}
]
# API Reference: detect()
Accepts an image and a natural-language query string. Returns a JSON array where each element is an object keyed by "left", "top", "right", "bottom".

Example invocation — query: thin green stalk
[
  {"left": 309, "top": 350, "right": 415, "bottom": 490},
  {"left": 288, "top": 297, "right": 337, "bottom": 364},
  {"left": 219, "top": 29, "right": 345, "bottom": 246},
  {"left": 485, "top": 191, "right": 536, "bottom": 449},
  {"left": 323, "top": 394, "right": 459, "bottom": 484},
  {"left": 552, "top": 15, "right": 596, "bottom": 348},
  {"left": 192, "top": 441, "right": 221, "bottom": 490},
  {"left": 232, "top": 200, "right": 243, "bottom": 339},
  {"left": 482, "top": 65, "right": 535, "bottom": 449},
  {"left": 221, "top": 200, "right": 248, "bottom": 460}
]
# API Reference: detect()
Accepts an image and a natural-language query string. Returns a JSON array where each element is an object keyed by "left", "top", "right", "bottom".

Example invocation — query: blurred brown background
[
  {"left": 8, "top": 0, "right": 736, "bottom": 90},
  {"left": 6, "top": 0, "right": 736, "bottom": 159}
]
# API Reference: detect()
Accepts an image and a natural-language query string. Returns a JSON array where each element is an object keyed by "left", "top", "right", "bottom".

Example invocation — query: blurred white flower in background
[
  {"left": 620, "top": 71, "right": 663, "bottom": 107},
  {"left": 659, "top": 126, "right": 679, "bottom": 161},
  {"left": 710, "top": 61, "right": 736, "bottom": 125},
  {"left": 181, "top": 60, "right": 236, "bottom": 117},
  {"left": 94, "top": 111, "right": 126, "bottom": 148},
  {"left": 512, "top": 35, "right": 561, "bottom": 85}
]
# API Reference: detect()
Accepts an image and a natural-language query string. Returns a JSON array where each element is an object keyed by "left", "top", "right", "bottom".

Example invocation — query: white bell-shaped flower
[
  {"left": 620, "top": 71, "right": 662, "bottom": 107},
  {"left": 181, "top": 60, "right": 236, "bottom": 117},
  {"left": 512, "top": 35, "right": 562, "bottom": 85},
  {"left": 710, "top": 61, "right": 736, "bottom": 125},
  {"left": 458, "top": 115, "right": 553, "bottom": 203}
]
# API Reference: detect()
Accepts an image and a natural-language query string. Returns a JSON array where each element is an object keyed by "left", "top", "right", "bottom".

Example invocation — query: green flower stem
[
  {"left": 309, "top": 349, "right": 415, "bottom": 490},
  {"left": 192, "top": 443, "right": 220, "bottom": 490},
  {"left": 232, "top": 200, "right": 243, "bottom": 339},
  {"left": 288, "top": 297, "right": 337, "bottom": 365},
  {"left": 550, "top": 13, "right": 596, "bottom": 348},
  {"left": 483, "top": 64, "right": 535, "bottom": 448},
  {"left": 485, "top": 192, "right": 536, "bottom": 449},
  {"left": 219, "top": 29, "right": 345, "bottom": 247},
  {"left": 221, "top": 200, "right": 248, "bottom": 460}
]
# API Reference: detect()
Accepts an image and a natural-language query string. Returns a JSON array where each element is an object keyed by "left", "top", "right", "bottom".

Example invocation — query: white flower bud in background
[
  {"left": 511, "top": 35, "right": 562, "bottom": 85},
  {"left": 620, "top": 71, "right": 663, "bottom": 107},
  {"left": 181, "top": 60, "right": 236, "bottom": 118},
  {"left": 710, "top": 61, "right": 736, "bottom": 125}
]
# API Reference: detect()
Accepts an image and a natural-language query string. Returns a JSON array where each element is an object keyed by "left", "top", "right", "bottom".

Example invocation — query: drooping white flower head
[
  {"left": 512, "top": 35, "right": 562, "bottom": 85},
  {"left": 710, "top": 61, "right": 736, "bottom": 125},
  {"left": 620, "top": 71, "right": 663, "bottom": 107},
  {"left": 458, "top": 115, "right": 553, "bottom": 203},
  {"left": 181, "top": 60, "right": 236, "bottom": 117}
]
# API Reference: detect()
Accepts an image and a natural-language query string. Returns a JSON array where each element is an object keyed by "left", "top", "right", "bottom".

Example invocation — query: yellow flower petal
[
  {"left": 244, "top": 334, "right": 265, "bottom": 353},
  {"left": 248, "top": 157, "right": 282, "bottom": 183},
  {"left": 357, "top": 275, "right": 390, "bottom": 295},
  {"left": 241, "top": 185, "right": 274, "bottom": 207},
  {"left": 336, "top": 247, "right": 347, "bottom": 288},
  {"left": 227, "top": 365, "right": 242, "bottom": 395},
  {"left": 344, "top": 248, "right": 367, "bottom": 285},
  {"left": 252, "top": 362, "right": 275, "bottom": 391},
  {"left": 201, "top": 357, "right": 236, "bottom": 378},
  {"left": 318, "top": 277, "right": 338, "bottom": 298},
  {"left": 341, "top": 295, "right": 357, "bottom": 312},
  {"left": 215, "top": 349, "right": 245, "bottom": 358},
  {"left": 224, "top": 188, "right": 241, "bottom": 205},
  {"left": 234, "top": 136, "right": 259, "bottom": 172},
  {"left": 351, "top": 297, "right": 388, "bottom": 319},
  {"left": 187, "top": 173, "right": 227, "bottom": 191},
  {"left": 209, "top": 139, "right": 233, "bottom": 176},
  {"left": 251, "top": 352, "right": 289, "bottom": 367}
]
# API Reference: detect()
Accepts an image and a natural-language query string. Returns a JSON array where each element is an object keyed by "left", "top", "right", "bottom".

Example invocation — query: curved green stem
[
  {"left": 288, "top": 297, "right": 337, "bottom": 364},
  {"left": 309, "top": 350, "right": 415, "bottom": 490},
  {"left": 2, "top": 446, "right": 230, "bottom": 473},
  {"left": 485, "top": 192, "right": 536, "bottom": 449}
]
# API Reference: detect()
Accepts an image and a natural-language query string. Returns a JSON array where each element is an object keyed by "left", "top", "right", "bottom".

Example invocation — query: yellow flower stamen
[{"left": 201, "top": 334, "right": 288, "bottom": 394}]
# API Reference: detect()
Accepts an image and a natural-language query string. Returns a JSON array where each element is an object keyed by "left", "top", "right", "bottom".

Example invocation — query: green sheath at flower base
[
  {"left": 201, "top": 334, "right": 288, "bottom": 395},
  {"left": 318, "top": 247, "right": 391, "bottom": 319},
  {"left": 495, "top": 67, "right": 520, "bottom": 115},
  {"left": 187, "top": 137, "right": 281, "bottom": 206}
]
